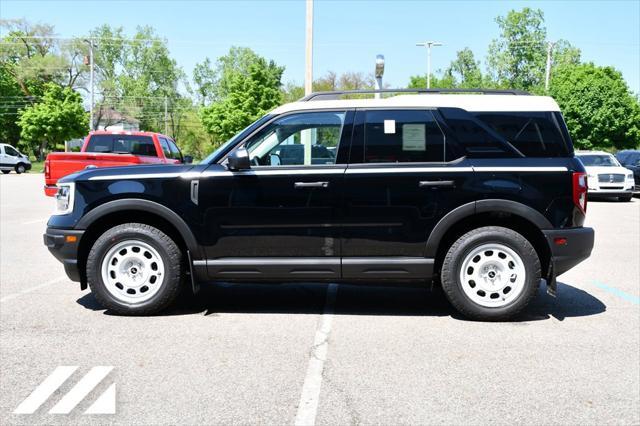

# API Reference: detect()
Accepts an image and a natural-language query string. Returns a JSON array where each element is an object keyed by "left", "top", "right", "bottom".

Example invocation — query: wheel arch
[
  {"left": 427, "top": 200, "right": 552, "bottom": 277},
  {"left": 75, "top": 199, "right": 200, "bottom": 288}
]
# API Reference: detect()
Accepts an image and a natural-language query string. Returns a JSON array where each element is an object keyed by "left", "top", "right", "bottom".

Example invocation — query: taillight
[
  {"left": 44, "top": 160, "right": 50, "bottom": 179},
  {"left": 573, "top": 172, "right": 588, "bottom": 214}
]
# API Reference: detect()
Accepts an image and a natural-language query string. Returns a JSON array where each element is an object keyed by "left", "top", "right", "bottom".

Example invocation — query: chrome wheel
[
  {"left": 459, "top": 243, "right": 526, "bottom": 308},
  {"left": 100, "top": 240, "right": 165, "bottom": 304}
]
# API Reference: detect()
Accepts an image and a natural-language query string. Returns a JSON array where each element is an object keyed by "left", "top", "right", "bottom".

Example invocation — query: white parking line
[
  {"left": 0, "top": 276, "right": 67, "bottom": 303},
  {"left": 294, "top": 283, "right": 338, "bottom": 426}
]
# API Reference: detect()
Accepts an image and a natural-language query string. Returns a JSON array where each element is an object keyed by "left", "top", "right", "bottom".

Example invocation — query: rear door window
[
  {"left": 361, "top": 110, "right": 445, "bottom": 163},
  {"left": 86, "top": 135, "right": 157, "bottom": 157},
  {"left": 473, "top": 111, "right": 572, "bottom": 157}
]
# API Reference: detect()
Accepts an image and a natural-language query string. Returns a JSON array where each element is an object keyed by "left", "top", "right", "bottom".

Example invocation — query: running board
[{"left": 192, "top": 257, "right": 434, "bottom": 281}]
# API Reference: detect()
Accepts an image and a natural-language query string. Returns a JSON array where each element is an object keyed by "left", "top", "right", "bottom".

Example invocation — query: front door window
[{"left": 243, "top": 111, "right": 346, "bottom": 167}]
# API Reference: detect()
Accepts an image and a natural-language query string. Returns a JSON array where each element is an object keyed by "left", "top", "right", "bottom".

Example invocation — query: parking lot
[{"left": 0, "top": 172, "right": 638, "bottom": 425}]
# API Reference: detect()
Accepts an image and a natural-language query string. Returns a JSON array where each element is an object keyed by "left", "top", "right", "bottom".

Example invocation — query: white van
[{"left": 0, "top": 144, "right": 32, "bottom": 174}]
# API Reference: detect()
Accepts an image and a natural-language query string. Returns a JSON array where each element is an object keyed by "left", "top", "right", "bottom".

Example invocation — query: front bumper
[
  {"left": 43, "top": 227, "right": 85, "bottom": 282},
  {"left": 24, "top": 163, "right": 32, "bottom": 171},
  {"left": 542, "top": 227, "right": 595, "bottom": 277}
]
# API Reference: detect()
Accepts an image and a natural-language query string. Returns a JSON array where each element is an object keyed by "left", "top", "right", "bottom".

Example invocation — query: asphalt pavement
[{"left": 1, "top": 173, "right": 638, "bottom": 425}]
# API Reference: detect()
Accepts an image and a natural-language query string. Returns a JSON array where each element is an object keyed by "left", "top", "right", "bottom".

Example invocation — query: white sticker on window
[
  {"left": 384, "top": 120, "right": 396, "bottom": 134},
  {"left": 402, "top": 124, "right": 426, "bottom": 151}
]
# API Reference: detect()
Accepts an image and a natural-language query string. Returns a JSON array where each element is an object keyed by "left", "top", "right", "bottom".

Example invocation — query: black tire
[
  {"left": 1, "top": 170, "right": 10, "bottom": 174},
  {"left": 15, "top": 163, "right": 25, "bottom": 174},
  {"left": 440, "top": 226, "right": 541, "bottom": 321},
  {"left": 86, "top": 223, "right": 183, "bottom": 315},
  {"left": 619, "top": 195, "right": 632, "bottom": 202}
]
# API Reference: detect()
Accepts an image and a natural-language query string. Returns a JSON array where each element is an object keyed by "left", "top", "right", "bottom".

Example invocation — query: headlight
[
  {"left": 627, "top": 174, "right": 634, "bottom": 180},
  {"left": 54, "top": 183, "right": 75, "bottom": 215}
]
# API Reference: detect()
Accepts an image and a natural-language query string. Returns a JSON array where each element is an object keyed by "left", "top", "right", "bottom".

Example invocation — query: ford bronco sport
[{"left": 44, "top": 89, "right": 595, "bottom": 320}]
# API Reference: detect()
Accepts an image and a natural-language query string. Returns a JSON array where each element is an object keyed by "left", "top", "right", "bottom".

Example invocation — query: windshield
[
  {"left": 200, "top": 114, "right": 274, "bottom": 164},
  {"left": 577, "top": 154, "right": 620, "bottom": 167}
]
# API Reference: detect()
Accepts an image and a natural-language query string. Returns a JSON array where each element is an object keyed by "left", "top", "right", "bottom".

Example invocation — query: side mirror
[
  {"left": 227, "top": 148, "right": 251, "bottom": 171},
  {"left": 183, "top": 155, "right": 193, "bottom": 164}
]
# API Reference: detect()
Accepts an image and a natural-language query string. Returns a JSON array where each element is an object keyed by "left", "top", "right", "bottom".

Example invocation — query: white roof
[{"left": 271, "top": 94, "right": 561, "bottom": 114}]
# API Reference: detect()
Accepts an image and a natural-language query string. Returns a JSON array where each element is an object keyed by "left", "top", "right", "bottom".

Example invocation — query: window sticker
[
  {"left": 402, "top": 124, "right": 426, "bottom": 151},
  {"left": 384, "top": 119, "right": 396, "bottom": 134}
]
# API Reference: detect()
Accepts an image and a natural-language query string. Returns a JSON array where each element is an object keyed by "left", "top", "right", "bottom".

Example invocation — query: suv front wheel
[
  {"left": 440, "top": 226, "right": 541, "bottom": 321},
  {"left": 86, "top": 223, "right": 183, "bottom": 315}
]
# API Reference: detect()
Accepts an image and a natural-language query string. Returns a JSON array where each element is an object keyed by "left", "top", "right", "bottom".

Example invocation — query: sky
[{"left": 1, "top": 0, "right": 639, "bottom": 93}]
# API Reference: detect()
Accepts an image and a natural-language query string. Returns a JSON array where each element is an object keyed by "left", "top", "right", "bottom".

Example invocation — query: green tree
[
  {"left": 550, "top": 63, "right": 640, "bottom": 150},
  {"left": 445, "top": 48, "right": 483, "bottom": 88},
  {"left": 201, "top": 56, "right": 283, "bottom": 143},
  {"left": 407, "top": 72, "right": 456, "bottom": 89},
  {"left": 0, "top": 67, "right": 23, "bottom": 146},
  {"left": 487, "top": 8, "right": 547, "bottom": 91},
  {"left": 18, "top": 82, "right": 88, "bottom": 158},
  {"left": 88, "top": 25, "right": 185, "bottom": 132}
]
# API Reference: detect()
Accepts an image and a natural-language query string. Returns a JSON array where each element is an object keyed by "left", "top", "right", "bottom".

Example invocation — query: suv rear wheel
[
  {"left": 440, "top": 226, "right": 541, "bottom": 321},
  {"left": 86, "top": 223, "right": 183, "bottom": 315}
]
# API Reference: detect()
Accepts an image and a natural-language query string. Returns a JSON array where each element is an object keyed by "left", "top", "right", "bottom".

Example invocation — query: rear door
[{"left": 341, "top": 109, "right": 476, "bottom": 278}]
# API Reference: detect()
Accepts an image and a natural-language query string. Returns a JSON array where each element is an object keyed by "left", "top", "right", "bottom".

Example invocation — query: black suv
[{"left": 44, "top": 89, "right": 594, "bottom": 320}]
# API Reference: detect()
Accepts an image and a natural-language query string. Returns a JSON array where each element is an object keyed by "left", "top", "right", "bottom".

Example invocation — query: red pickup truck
[{"left": 44, "top": 131, "right": 191, "bottom": 196}]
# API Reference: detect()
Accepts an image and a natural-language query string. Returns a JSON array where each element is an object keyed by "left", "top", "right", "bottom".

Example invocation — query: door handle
[
  {"left": 294, "top": 181, "right": 329, "bottom": 189},
  {"left": 419, "top": 180, "right": 455, "bottom": 188}
]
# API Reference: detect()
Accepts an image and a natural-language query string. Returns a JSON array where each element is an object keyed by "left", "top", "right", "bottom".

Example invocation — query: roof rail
[{"left": 300, "top": 88, "right": 530, "bottom": 101}]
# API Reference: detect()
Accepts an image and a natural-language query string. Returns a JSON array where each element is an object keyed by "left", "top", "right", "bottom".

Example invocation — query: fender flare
[
  {"left": 76, "top": 198, "right": 200, "bottom": 256},
  {"left": 424, "top": 199, "right": 553, "bottom": 258}
]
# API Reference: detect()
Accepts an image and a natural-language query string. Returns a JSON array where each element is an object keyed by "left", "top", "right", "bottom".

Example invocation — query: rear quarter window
[
  {"left": 473, "top": 111, "right": 572, "bottom": 157},
  {"left": 86, "top": 135, "right": 157, "bottom": 157}
]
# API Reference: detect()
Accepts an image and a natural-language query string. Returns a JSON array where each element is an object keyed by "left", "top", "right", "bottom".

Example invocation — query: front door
[{"left": 198, "top": 110, "right": 353, "bottom": 279}]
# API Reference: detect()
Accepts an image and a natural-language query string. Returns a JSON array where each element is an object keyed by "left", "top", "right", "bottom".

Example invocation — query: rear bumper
[
  {"left": 542, "top": 227, "right": 594, "bottom": 277},
  {"left": 588, "top": 187, "right": 634, "bottom": 197},
  {"left": 44, "top": 185, "right": 58, "bottom": 197},
  {"left": 43, "top": 227, "right": 85, "bottom": 282}
]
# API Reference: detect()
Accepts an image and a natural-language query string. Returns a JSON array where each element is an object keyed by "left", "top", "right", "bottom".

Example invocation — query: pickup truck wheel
[
  {"left": 440, "top": 226, "right": 541, "bottom": 321},
  {"left": 86, "top": 223, "right": 182, "bottom": 315},
  {"left": 15, "top": 163, "right": 26, "bottom": 174}
]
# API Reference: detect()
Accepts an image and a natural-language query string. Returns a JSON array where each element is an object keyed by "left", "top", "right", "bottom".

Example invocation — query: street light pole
[
  {"left": 304, "top": 0, "right": 314, "bottom": 96},
  {"left": 84, "top": 39, "right": 95, "bottom": 131},
  {"left": 416, "top": 41, "right": 443, "bottom": 89}
]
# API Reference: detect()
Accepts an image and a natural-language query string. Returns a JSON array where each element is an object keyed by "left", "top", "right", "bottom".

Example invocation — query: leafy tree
[
  {"left": 17, "top": 82, "right": 88, "bottom": 158},
  {"left": 87, "top": 25, "right": 185, "bottom": 132},
  {"left": 201, "top": 56, "right": 283, "bottom": 143},
  {"left": 192, "top": 57, "right": 217, "bottom": 106},
  {"left": 487, "top": 8, "right": 547, "bottom": 91},
  {"left": 445, "top": 48, "right": 483, "bottom": 88},
  {"left": 550, "top": 63, "right": 640, "bottom": 150},
  {"left": 407, "top": 72, "right": 456, "bottom": 89},
  {"left": 0, "top": 67, "right": 23, "bottom": 146}
]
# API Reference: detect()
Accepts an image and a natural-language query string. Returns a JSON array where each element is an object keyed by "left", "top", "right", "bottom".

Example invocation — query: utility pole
[
  {"left": 83, "top": 39, "right": 94, "bottom": 130},
  {"left": 416, "top": 41, "right": 443, "bottom": 89},
  {"left": 164, "top": 96, "right": 168, "bottom": 135},
  {"left": 545, "top": 41, "right": 555, "bottom": 92},
  {"left": 304, "top": 0, "right": 313, "bottom": 96},
  {"left": 374, "top": 55, "right": 385, "bottom": 99}
]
